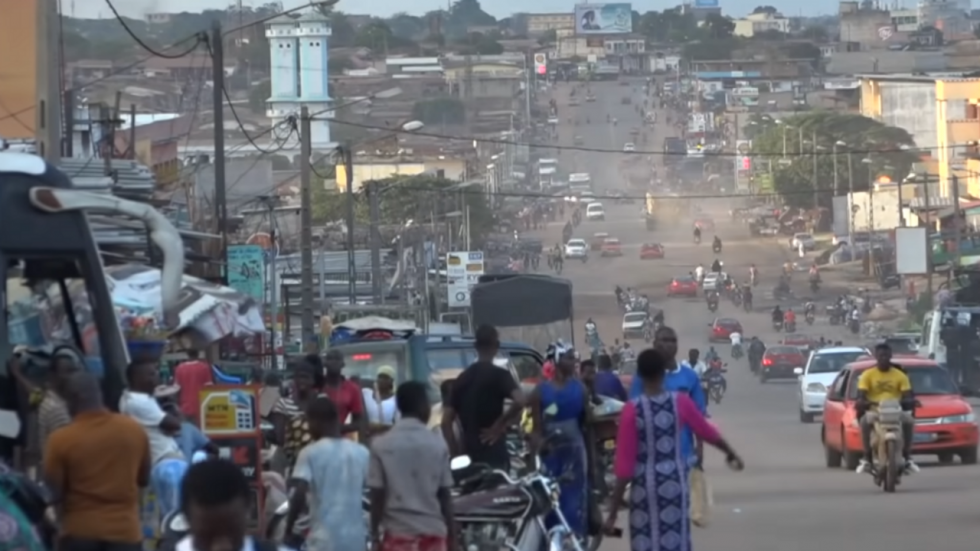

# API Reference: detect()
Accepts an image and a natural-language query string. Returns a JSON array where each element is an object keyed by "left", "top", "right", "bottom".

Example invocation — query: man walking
[{"left": 369, "top": 381, "right": 455, "bottom": 551}]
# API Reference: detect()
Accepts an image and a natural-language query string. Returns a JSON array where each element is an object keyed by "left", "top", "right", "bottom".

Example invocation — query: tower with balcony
[{"left": 296, "top": 11, "right": 333, "bottom": 148}]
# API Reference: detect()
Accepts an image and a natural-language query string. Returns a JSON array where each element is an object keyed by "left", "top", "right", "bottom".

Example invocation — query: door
[{"left": 823, "top": 370, "right": 850, "bottom": 449}]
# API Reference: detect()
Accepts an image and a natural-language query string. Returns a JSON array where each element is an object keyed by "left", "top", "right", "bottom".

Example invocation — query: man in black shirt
[{"left": 442, "top": 325, "right": 526, "bottom": 470}]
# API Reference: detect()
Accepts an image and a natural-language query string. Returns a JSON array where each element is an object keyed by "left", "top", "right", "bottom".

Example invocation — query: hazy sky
[{"left": 73, "top": 0, "right": 850, "bottom": 21}]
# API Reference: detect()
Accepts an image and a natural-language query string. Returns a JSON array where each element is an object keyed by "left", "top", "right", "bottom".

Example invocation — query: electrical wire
[
  {"left": 319, "top": 118, "right": 939, "bottom": 158},
  {"left": 103, "top": 0, "right": 205, "bottom": 59}
]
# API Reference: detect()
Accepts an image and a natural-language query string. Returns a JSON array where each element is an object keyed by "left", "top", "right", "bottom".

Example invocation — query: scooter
[
  {"left": 810, "top": 278, "right": 820, "bottom": 292},
  {"left": 772, "top": 320, "right": 784, "bottom": 332},
  {"left": 805, "top": 311, "right": 815, "bottom": 325}
]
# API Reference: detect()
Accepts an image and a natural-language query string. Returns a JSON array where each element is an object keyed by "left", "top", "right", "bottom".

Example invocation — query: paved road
[{"left": 528, "top": 79, "right": 980, "bottom": 551}]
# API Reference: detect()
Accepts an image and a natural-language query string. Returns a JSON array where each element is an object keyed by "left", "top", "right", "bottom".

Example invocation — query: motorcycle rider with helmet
[
  {"left": 804, "top": 301, "right": 816, "bottom": 320},
  {"left": 712, "top": 235, "right": 722, "bottom": 252},
  {"left": 694, "top": 263, "right": 705, "bottom": 283},
  {"left": 855, "top": 343, "right": 919, "bottom": 474},
  {"left": 706, "top": 289, "right": 720, "bottom": 311},
  {"left": 784, "top": 307, "right": 796, "bottom": 328},
  {"left": 771, "top": 305, "right": 784, "bottom": 326}
]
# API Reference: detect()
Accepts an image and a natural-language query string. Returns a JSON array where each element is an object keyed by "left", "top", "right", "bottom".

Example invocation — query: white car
[
  {"left": 791, "top": 232, "right": 816, "bottom": 251},
  {"left": 701, "top": 271, "right": 726, "bottom": 291},
  {"left": 564, "top": 238, "right": 587, "bottom": 258},
  {"left": 623, "top": 143, "right": 636, "bottom": 152},
  {"left": 795, "top": 346, "right": 870, "bottom": 423},
  {"left": 585, "top": 202, "right": 605, "bottom": 221},
  {"left": 621, "top": 312, "right": 648, "bottom": 339}
]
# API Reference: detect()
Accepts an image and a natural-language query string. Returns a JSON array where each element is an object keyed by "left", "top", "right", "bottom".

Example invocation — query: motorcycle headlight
[
  {"left": 806, "top": 383, "right": 826, "bottom": 393},
  {"left": 935, "top": 413, "right": 976, "bottom": 424}
]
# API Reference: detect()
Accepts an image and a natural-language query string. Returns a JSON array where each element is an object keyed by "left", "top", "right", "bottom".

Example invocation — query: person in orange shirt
[{"left": 44, "top": 372, "right": 150, "bottom": 551}]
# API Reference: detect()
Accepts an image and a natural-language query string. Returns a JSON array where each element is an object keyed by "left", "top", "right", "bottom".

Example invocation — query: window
[
  {"left": 510, "top": 352, "right": 542, "bottom": 381},
  {"left": 830, "top": 371, "right": 849, "bottom": 400},
  {"left": 808, "top": 352, "right": 866, "bottom": 374}
]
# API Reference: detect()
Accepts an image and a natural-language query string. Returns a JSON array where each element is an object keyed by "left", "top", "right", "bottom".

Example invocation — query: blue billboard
[
  {"left": 574, "top": 3, "right": 633, "bottom": 34},
  {"left": 694, "top": 0, "right": 719, "bottom": 7}
]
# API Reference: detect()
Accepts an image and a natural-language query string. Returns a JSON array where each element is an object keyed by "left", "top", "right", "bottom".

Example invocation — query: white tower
[
  {"left": 295, "top": 11, "right": 333, "bottom": 149},
  {"left": 265, "top": 15, "right": 301, "bottom": 150}
]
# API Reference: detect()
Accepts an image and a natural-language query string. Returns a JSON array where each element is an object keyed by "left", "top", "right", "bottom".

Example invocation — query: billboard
[
  {"left": 694, "top": 0, "right": 719, "bottom": 6},
  {"left": 574, "top": 3, "right": 632, "bottom": 34}
]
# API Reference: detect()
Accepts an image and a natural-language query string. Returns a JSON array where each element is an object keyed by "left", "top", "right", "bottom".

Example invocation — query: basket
[{"left": 127, "top": 340, "right": 168, "bottom": 363}]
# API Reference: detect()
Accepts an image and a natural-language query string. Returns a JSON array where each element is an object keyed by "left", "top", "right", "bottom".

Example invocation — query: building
[
  {"left": 839, "top": 1, "right": 896, "bottom": 49},
  {"left": 0, "top": 0, "right": 36, "bottom": 140},
  {"left": 443, "top": 60, "right": 523, "bottom": 99},
  {"left": 145, "top": 13, "right": 173, "bottom": 24},
  {"left": 115, "top": 114, "right": 196, "bottom": 187},
  {"left": 733, "top": 12, "right": 791, "bottom": 37},
  {"left": 525, "top": 13, "right": 575, "bottom": 35},
  {"left": 333, "top": 156, "right": 468, "bottom": 193},
  {"left": 860, "top": 74, "right": 980, "bottom": 197},
  {"left": 385, "top": 57, "right": 445, "bottom": 77},
  {"left": 919, "top": 0, "right": 972, "bottom": 38},
  {"left": 890, "top": 8, "right": 919, "bottom": 31},
  {"left": 264, "top": 11, "right": 334, "bottom": 153}
]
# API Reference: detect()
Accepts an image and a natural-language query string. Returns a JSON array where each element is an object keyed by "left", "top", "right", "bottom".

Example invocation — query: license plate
[
  {"left": 604, "top": 440, "right": 616, "bottom": 450},
  {"left": 913, "top": 433, "right": 936, "bottom": 443}
]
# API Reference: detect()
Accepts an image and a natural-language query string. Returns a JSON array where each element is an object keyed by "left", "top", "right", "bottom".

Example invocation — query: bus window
[{"left": 427, "top": 349, "right": 467, "bottom": 372}]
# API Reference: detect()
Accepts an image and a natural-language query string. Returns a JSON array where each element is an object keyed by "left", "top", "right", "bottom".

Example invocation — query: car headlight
[
  {"left": 806, "top": 383, "right": 826, "bottom": 393},
  {"left": 934, "top": 413, "right": 976, "bottom": 424}
]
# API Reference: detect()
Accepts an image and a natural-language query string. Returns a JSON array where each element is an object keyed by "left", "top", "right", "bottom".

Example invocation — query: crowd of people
[{"left": 0, "top": 322, "right": 752, "bottom": 551}]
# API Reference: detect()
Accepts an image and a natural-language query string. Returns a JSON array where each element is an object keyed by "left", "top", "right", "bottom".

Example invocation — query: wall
[
  {"left": 839, "top": 10, "right": 894, "bottom": 48},
  {"left": 878, "top": 81, "right": 938, "bottom": 158},
  {"left": 334, "top": 159, "right": 467, "bottom": 192},
  {"left": 827, "top": 50, "right": 946, "bottom": 74},
  {"left": 0, "top": 0, "right": 36, "bottom": 139}
]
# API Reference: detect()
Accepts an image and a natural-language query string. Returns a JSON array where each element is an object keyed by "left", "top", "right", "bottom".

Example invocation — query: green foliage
[
  {"left": 702, "top": 13, "right": 735, "bottom": 39},
  {"left": 537, "top": 29, "right": 558, "bottom": 45},
  {"left": 445, "top": 0, "right": 497, "bottom": 39},
  {"left": 682, "top": 38, "right": 740, "bottom": 61},
  {"left": 412, "top": 98, "right": 466, "bottom": 125},
  {"left": 750, "top": 112, "right": 918, "bottom": 208},
  {"left": 752, "top": 5, "right": 779, "bottom": 14},
  {"left": 637, "top": 9, "right": 701, "bottom": 43},
  {"left": 455, "top": 32, "right": 504, "bottom": 55}
]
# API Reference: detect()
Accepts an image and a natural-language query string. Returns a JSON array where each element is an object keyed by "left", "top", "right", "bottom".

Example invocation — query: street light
[{"left": 833, "top": 140, "right": 846, "bottom": 197}]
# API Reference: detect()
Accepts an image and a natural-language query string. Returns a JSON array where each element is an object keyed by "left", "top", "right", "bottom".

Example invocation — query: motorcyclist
[
  {"left": 694, "top": 264, "right": 705, "bottom": 282},
  {"left": 730, "top": 327, "right": 743, "bottom": 358},
  {"left": 747, "top": 336, "right": 766, "bottom": 373},
  {"left": 712, "top": 235, "right": 722, "bottom": 251},
  {"left": 585, "top": 317, "right": 597, "bottom": 334},
  {"left": 693, "top": 225, "right": 702, "bottom": 242},
  {"left": 652, "top": 309, "right": 665, "bottom": 326},
  {"left": 706, "top": 290, "right": 719, "bottom": 309},
  {"left": 704, "top": 346, "right": 720, "bottom": 364},
  {"left": 771, "top": 305, "right": 784, "bottom": 325},
  {"left": 856, "top": 343, "right": 918, "bottom": 474},
  {"left": 804, "top": 301, "right": 816, "bottom": 317},
  {"left": 621, "top": 341, "right": 636, "bottom": 361},
  {"left": 784, "top": 308, "right": 796, "bottom": 326},
  {"left": 711, "top": 258, "right": 722, "bottom": 273}
]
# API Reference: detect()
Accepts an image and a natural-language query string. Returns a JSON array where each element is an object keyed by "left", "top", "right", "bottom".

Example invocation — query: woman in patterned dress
[{"left": 602, "top": 349, "right": 743, "bottom": 551}]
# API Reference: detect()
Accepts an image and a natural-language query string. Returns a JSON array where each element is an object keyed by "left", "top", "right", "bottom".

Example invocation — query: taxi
[
  {"left": 601, "top": 238, "right": 623, "bottom": 257},
  {"left": 640, "top": 243, "right": 665, "bottom": 259},
  {"left": 821, "top": 357, "right": 979, "bottom": 469}
]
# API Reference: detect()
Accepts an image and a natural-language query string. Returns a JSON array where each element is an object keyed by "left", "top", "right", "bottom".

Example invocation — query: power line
[
  {"left": 103, "top": 0, "right": 206, "bottom": 59},
  {"left": 321, "top": 118, "right": 941, "bottom": 158}
]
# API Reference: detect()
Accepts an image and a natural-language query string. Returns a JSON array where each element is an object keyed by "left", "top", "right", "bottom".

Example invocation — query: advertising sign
[
  {"left": 227, "top": 244, "right": 265, "bottom": 302},
  {"left": 446, "top": 251, "right": 484, "bottom": 308},
  {"left": 896, "top": 227, "right": 928, "bottom": 274},
  {"left": 199, "top": 385, "right": 264, "bottom": 532},
  {"left": 736, "top": 140, "right": 752, "bottom": 172},
  {"left": 694, "top": 0, "right": 719, "bottom": 6},
  {"left": 574, "top": 3, "right": 632, "bottom": 34}
]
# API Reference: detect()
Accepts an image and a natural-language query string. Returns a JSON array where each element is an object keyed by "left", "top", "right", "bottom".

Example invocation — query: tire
[
  {"left": 799, "top": 409, "right": 815, "bottom": 424},
  {"left": 959, "top": 446, "right": 978, "bottom": 465},
  {"left": 824, "top": 428, "right": 842, "bottom": 468},
  {"left": 883, "top": 440, "right": 898, "bottom": 493},
  {"left": 842, "top": 428, "right": 861, "bottom": 471}
]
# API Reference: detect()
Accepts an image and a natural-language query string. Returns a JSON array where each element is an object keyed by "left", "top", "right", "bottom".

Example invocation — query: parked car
[
  {"left": 621, "top": 312, "right": 648, "bottom": 340},
  {"left": 759, "top": 345, "right": 807, "bottom": 383},
  {"left": 821, "top": 357, "right": 979, "bottom": 469}
]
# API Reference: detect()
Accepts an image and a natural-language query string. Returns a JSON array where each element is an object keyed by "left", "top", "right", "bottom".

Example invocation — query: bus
[
  {"left": 538, "top": 158, "right": 559, "bottom": 189},
  {"left": 568, "top": 172, "right": 592, "bottom": 193}
]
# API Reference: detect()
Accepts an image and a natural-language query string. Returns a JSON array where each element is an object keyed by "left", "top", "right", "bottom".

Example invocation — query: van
[
  {"left": 585, "top": 202, "right": 605, "bottom": 221},
  {"left": 919, "top": 305, "right": 980, "bottom": 366}
]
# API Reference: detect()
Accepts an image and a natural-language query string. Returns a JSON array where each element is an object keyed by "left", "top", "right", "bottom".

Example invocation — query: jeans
[
  {"left": 859, "top": 411, "right": 914, "bottom": 462},
  {"left": 59, "top": 537, "right": 142, "bottom": 551},
  {"left": 151, "top": 458, "right": 190, "bottom": 518}
]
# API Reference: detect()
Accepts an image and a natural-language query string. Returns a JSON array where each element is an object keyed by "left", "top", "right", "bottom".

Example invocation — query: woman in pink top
[{"left": 602, "top": 348, "right": 743, "bottom": 551}]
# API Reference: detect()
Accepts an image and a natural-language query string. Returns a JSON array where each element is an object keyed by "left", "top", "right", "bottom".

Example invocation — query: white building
[
  {"left": 733, "top": 12, "right": 791, "bottom": 37},
  {"left": 264, "top": 11, "right": 334, "bottom": 155}
]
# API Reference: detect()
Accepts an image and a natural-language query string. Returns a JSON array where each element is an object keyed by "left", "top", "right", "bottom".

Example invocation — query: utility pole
[
  {"left": 952, "top": 174, "right": 962, "bottom": 270},
  {"left": 811, "top": 129, "right": 818, "bottom": 209},
  {"left": 299, "top": 106, "right": 315, "bottom": 350},
  {"left": 924, "top": 174, "right": 933, "bottom": 303},
  {"left": 847, "top": 152, "right": 854, "bottom": 240},
  {"left": 63, "top": 92, "right": 74, "bottom": 158},
  {"left": 211, "top": 21, "right": 229, "bottom": 283},
  {"left": 37, "top": 0, "right": 61, "bottom": 163},
  {"left": 367, "top": 181, "right": 384, "bottom": 303},
  {"left": 343, "top": 143, "right": 357, "bottom": 304}
]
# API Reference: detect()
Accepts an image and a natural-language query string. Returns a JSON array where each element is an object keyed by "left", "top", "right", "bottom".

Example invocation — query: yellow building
[
  {"left": 860, "top": 74, "right": 980, "bottom": 197},
  {"left": 732, "top": 12, "right": 791, "bottom": 38},
  {"left": 334, "top": 157, "right": 468, "bottom": 193}
]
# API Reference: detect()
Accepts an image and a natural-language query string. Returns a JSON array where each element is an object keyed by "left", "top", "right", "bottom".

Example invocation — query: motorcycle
[
  {"left": 827, "top": 306, "right": 843, "bottom": 325},
  {"left": 731, "top": 344, "right": 743, "bottom": 360},
  {"left": 707, "top": 299, "right": 718, "bottom": 312},
  {"left": 712, "top": 242, "right": 722, "bottom": 254},
  {"left": 772, "top": 319, "right": 784, "bottom": 332},
  {"left": 785, "top": 320, "right": 796, "bottom": 333},
  {"left": 810, "top": 278, "right": 820, "bottom": 292},
  {"left": 452, "top": 453, "right": 604, "bottom": 551},
  {"left": 701, "top": 368, "right": 727, "bottom": 405},
  {"left": 849, "top": 317, "right": 860, "bottom": 335},
  {"left": 805, "top": 311, "right": 815, "bottom": 325},
  {"left": 867, "top": 400, "right": 907, "bottom": 492},
  {"left": 593, "top": 397, "right": 625, "bottom": 505},
  {"left": 694, "top": 234, "right": 701, "bottom": 245}
]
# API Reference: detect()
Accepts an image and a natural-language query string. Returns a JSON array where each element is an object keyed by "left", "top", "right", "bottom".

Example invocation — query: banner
[
  {"left": 575, "top": 3, "right": 632, "bottom": 34},
  {"left": 227, "top": 244, "right": 265, "bottom": 302}
]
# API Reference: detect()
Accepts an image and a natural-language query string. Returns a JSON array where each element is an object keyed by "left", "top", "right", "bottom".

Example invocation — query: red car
[
  {"left": 601, "top": 238, "right": 623, "bottom": 257},
  {"left": 782, "top": 333, "right": 815, "bottom": 348},
  {"left": 760, "top": 345, "right": 807, "bottom": 382},
  {"left": 709, "top": 317, "right": 742, "bottom": 343},
  {"left": 640, "top": 243, "right": 665, "bottom": 259},
  {"left": 667, "top": 276, "right": 699, "bottom": 297}
]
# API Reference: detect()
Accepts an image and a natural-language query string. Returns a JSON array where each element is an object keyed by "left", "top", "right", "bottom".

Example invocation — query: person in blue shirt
[
  {"left": 591, "top": 355, "right": 627, "bottom": 401},
  {"left": 629, "top": 327, "right": 707, "bottom": 465}
]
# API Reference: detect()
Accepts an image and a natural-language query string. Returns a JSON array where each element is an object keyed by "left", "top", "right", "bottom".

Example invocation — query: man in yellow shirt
[{"left": 856, "top": 343, "right": 918, "bottom": 474}]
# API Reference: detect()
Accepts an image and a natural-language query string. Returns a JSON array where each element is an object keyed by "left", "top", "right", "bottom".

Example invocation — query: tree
[
  {"left": 387, "top": 13, "right": 426, "bottom": 40},
  {"left": 537, "top": 29, "right": 558, "bottom": 45},
  {"left": 750, "top": 112, "right": 918, "bottom": 208},
  {"left": 329, "top": 11, "right": 357, "bottom": 47},
  {"left": 456, "top": 32, "right": 503, "bottom": 55},
  {"left": 374, "top": 175, "right": 493, "bottom": 242},
  {"left": 702, "top": 13, "right": 735, "bottom": 39},
  {"left": 785, "top": 42, "right": 823, "bottom": 66},
  {"left": 446, "top": 0, "right": 497, "bottom": 39},
  {"left": 752, "top": 5, "right": 779, "bottom": 14},
  {"left": 637, "top": 9, "right": 700, "bottom": 43},
  {"left": 354, "top": 21, "right": 396, "bottom": 50},
  {"left": 753, "top": 29, "right": 786, "bottom": 40},
  {"left": 412, "top": 98, "right": 466, "bottom": 125},
  {"left": 682, "top": 38, "right": 740, "bottom": 61}
]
